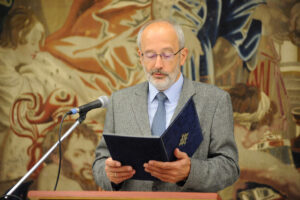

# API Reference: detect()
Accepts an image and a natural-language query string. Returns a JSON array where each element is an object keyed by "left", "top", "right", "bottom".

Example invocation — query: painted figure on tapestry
[
  {"left": 37, "top": 123, "right": 99, "bottom": 191},
  {"left": 226, "top": 83, "right": 300, "bottom": 199}
]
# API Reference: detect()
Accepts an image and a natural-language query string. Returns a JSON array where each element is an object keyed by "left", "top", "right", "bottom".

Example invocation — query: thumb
[{"left": 174, "top": 148, "right": 188, "bottom": 160}]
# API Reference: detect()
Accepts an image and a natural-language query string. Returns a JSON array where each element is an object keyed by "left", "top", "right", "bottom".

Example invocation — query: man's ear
[
  {"left": 180, "top": 47, "right": 188, "bottom": 66},
  {"left": 138, "top": 49, "right": 143, "bottom": 64}
]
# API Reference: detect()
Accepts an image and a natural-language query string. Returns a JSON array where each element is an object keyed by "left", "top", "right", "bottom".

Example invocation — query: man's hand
[
  {"left": 143, "top": 148, "right": 191, "bottom": 183},
  {"left": 105, "top": 157, "right": 135, "bottom": 184}
]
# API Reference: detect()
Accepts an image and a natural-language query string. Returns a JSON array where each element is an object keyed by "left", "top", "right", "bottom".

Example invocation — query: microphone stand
[{"left": 1, "top": 112, "right": 87, "bottom": 200}]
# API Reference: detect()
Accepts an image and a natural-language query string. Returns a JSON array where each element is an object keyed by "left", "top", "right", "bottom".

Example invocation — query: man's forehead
[
  {"left": 142, "top": 22, "right": 176, "bottom": 37},
  {"left": 144, "top": 47, "right": 174, "bottom": 53},
  {"left": 140, "top": 22, "right": 179, "bottom": 50}
]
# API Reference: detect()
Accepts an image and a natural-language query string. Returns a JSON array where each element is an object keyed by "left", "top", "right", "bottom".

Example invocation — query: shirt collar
[{"left": 149, "top": 73, "right": 183, "bottom": 103}]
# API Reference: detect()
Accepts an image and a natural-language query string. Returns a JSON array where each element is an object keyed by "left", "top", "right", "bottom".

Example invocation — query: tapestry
[{"left": 0, "top": 0, "right": 299, "bottom": 199}]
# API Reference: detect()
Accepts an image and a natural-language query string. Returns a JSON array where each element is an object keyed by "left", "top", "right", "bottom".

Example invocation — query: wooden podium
[{"left": 28, "top": 191, "right": 221, "bottom": 200}]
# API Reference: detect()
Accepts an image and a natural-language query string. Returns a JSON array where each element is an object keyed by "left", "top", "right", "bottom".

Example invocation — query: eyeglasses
[{"left": 141, "top": 47, "right": 184, "bottom": 62}]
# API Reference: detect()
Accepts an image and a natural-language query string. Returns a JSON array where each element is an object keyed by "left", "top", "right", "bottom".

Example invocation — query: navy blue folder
[{"left": 103, "top": 98, "right": 203, "bottom": 181}]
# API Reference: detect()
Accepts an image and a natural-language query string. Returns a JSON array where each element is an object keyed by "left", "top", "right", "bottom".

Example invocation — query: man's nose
[{"left": 154, "top": 55, "right": 164, "bottom": 68}]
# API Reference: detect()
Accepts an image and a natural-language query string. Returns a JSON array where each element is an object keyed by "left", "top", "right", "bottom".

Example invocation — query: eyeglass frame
[{"left": 141, "top": 47, "right": 184, "bottom": 62}]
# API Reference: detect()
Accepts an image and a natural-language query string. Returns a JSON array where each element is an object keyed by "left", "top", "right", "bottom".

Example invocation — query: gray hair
[{"left": 137, "top": 19, "right": 185, "bottom": 50}]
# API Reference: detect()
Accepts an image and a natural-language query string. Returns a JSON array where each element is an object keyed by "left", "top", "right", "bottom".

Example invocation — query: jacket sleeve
[
  {"left": 92, "top": 94, "right": 115, "bottom": 191},
  {"left": 182, "top": 92, "right": 240, "bottom": 192}
]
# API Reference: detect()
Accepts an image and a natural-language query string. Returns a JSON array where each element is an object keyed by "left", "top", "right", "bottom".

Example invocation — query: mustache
[{"left": 150, "top": 69, "right": 168, "bottom": 76}]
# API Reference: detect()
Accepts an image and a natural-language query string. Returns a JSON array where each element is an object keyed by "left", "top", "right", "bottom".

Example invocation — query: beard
[
  {"left": 145, "top": 65, "right": 181, "bottom": 91},
  {"left": 63, "top": 159, "right": 98, "bottom": 190}
]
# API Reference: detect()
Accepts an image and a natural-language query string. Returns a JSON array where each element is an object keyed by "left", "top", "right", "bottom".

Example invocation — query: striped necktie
[{"left": 151, "top": 92, "right": 167, "bottom": 136}]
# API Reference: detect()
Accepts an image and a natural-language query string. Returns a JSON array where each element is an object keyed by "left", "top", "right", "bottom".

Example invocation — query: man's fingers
[
  {"left": 144, "top": 168, "right": 177, "bottom": 183},
  {"left": 105, "top": 157, "right": 136, "bottom": 184},
  {"left": 105, "top": 160, "right": 134, "bottom": 175},
  {"left": 106, "top": 165, "right": 133, "bottom": 173},
  {"left": 109, "top": 170, "right": 135, "bottom": 185},
  {"left": 105, "top": 157, "right": 121, "bottom": 167},
  {"left": 144, "top": 164, "right": 166, "bottom": 174},
  {"left": 174, "top": 148, "right": 188, "bottom": 159},
  {"left": 110, "top": 170, "right": 136, "bottom": 179},
  {"left": 143, "top": 149, "right": 191, "bottom": 183},
  {"left": 146, "top": 160, "right": 173, "bottom": 169}
]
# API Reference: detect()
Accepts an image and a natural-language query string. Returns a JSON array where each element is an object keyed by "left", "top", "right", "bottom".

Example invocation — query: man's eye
[
  {"left": 145, "top": 53, "right": 157, "bottom": 59},
  {"left": 162, "top": 53, "right": 173, "bottom": 59}
]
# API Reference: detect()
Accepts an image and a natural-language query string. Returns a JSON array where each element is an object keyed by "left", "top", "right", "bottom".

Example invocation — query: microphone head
[{"left": 98, "top": 96, "right": 109, "bottom": 108}]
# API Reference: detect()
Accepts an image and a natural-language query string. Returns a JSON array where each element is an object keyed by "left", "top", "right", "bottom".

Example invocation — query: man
[
  {"left": 38, "top": 123, "right": 98, "bottom": 191},
  {"left": 93, "top": 19, "right": 239, "bottom": 192}
]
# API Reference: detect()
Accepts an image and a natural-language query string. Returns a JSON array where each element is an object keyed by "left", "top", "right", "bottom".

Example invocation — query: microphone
[{"left": 67, "top": 96, "right": 109, "bottom": 115}]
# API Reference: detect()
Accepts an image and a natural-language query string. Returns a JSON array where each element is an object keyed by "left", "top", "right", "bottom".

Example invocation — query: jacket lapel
[
  {"left": 170, "top": 78, "right": 196, "bottom": 124},
  {"left": 131, "top": 82, "right": 152, "bottom": 136}
]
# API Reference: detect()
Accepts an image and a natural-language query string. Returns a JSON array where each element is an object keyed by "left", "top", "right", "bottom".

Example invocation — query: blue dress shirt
[{"left": 148, "top": 74, "right": 184, "bottom": 129}]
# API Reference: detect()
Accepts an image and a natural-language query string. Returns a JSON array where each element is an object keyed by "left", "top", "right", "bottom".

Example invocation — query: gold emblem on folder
[{"left": 179, "top": 133, "right": 189, "bottom": 146}]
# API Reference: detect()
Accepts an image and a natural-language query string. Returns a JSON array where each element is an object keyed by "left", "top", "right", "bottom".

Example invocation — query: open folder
[{"left": 103, "top": 98, "right": 203, "bottom": 181}]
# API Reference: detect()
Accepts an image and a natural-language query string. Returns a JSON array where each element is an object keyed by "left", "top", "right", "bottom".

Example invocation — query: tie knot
[{"left": 156, "top": 92, "right": 167, "bottom": 102}]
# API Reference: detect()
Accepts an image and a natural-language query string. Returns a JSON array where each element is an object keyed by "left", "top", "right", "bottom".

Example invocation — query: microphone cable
[
  {"left": 53, "top": 112, "right": 68, "bottom": 191},
  {"left": 0, "top": 112, "right": 72, "bottom": 199}
]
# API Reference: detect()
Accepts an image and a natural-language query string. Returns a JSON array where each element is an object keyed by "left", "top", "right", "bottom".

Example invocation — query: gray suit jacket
[{"left": 93, "top": 78, "right": 239, "bottom": 192}]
